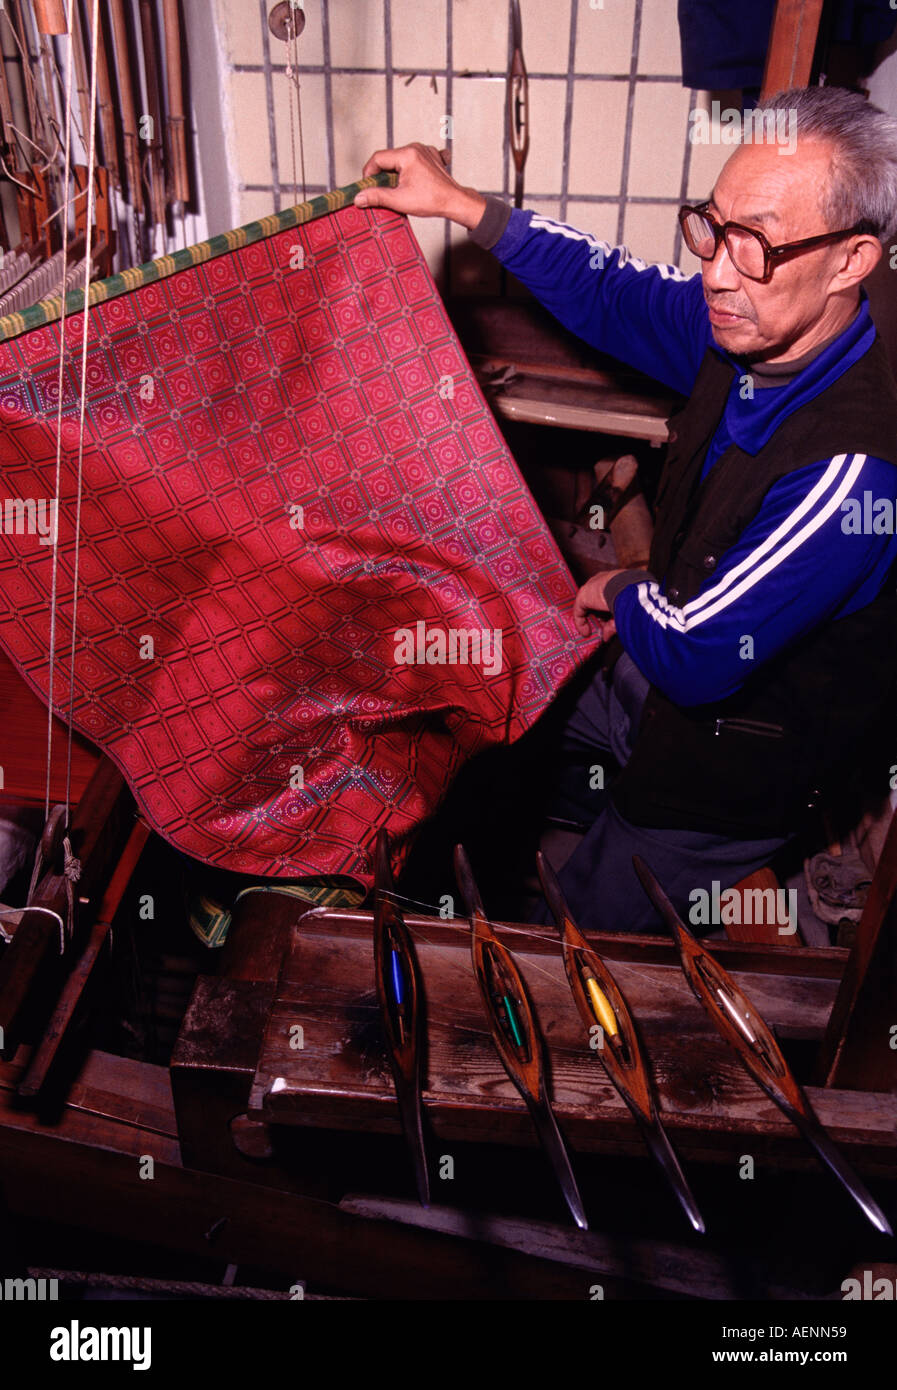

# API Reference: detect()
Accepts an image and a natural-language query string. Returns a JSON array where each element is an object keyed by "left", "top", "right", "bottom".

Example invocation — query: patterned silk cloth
[{"left": 0, "top": 183, "right": 593, "bottom": 885}]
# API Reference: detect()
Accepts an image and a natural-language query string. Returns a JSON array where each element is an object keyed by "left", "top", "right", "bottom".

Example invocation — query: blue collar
[{"left": 715, "top": 294, "right": 877, "bottom": 456}]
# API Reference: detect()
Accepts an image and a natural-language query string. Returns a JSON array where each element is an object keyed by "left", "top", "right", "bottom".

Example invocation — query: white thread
[
  {"left": 0, "top": 906, "right": 68, "bottom": 955},
  {"left": 64, "top": 0, "right": 101, "bottom": 829},
  {"left": 285, "top": 11, "right": 306, "bottom": 204},
  {"left": 45, "top": 0, "right": 78, "bottom": 823}
]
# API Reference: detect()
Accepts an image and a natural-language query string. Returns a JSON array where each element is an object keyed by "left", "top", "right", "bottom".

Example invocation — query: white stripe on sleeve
[{"left": 637, "top": 453, "right": 866, "bottom": 633}]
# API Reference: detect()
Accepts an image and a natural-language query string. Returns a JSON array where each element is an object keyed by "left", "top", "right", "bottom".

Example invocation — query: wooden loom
[
  {"left": 0, "top": 0, "right": 894, "bottom": 1302},
  {"left": 0, "top": 631, "right": 894, "bottom": 1299}
]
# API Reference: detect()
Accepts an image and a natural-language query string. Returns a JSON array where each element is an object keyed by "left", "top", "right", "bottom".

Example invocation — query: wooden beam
[
  {"left": 0, "top": 1050, "right": 672, "bottom": 1300},
  {"left": 760, "top": 0, "right": 825, "bottom": 98},
  {"left": 815, "top": 807, "right": 897, "bottom": 1091},
  {"left": 0, "top": 1047, "right": 878, "bottom": 1300},
  {"left": 240, "top": 909, "right": 895, "bottom": 1175}
]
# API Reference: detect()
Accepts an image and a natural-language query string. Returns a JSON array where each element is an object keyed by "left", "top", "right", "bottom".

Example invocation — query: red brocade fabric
[{"left": 0, "top": 205, "right": 593, "bottom": 882}]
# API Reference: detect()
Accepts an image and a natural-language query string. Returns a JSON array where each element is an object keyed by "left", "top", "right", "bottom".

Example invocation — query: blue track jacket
[{"left": 481, "top": 207, "right": 897, "bottom": 708}]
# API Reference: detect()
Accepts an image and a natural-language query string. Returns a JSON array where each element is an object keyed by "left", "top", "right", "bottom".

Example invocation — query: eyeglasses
[{"left": 678, "top": 202, "right": 864, "bottom": 283}]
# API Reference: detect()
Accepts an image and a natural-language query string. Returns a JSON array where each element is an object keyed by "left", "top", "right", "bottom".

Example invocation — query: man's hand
[
  {"left": 573, "top": 569, "right": 626, "bottom": 638},
  {"left": 355, "top": 143, "right": 487, "bottom": 228}
]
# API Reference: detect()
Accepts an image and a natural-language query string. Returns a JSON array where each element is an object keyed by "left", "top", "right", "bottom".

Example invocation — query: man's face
[{"left": 701, "top": 138, "right": 851, "bottom": 362}]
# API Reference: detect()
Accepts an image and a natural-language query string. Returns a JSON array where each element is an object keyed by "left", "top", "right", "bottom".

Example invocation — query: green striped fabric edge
[
  {"left": 188, "top": 879, "right": 366, "bottom": 948},
  {"left": 0, "top": 172, "right": 398, "bottom": 345}
]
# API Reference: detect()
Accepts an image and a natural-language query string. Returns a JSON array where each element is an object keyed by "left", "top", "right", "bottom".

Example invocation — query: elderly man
[{"left": 356, "top": 87, "right": 897, "bottom": 933}]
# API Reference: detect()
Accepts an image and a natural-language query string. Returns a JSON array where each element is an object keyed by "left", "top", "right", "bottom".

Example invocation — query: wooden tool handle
[
  {"left": 162, "top": 0, "right": 190, "bottom": 205},
  {"left": 107, "top": 0, "right": 144, "bottom": 215},
  {"left": 33, "top": 0, "right": 67, "bottom": 35}
]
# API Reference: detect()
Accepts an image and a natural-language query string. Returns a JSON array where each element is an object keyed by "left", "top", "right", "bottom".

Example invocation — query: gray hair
[{"left": 756, "top": 87, "right": 897, "bottom": 244}]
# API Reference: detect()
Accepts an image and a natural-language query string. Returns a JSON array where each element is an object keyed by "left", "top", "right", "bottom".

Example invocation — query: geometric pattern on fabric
[{"left": 0, "top": 199, "right": 595, "bottom": 884}]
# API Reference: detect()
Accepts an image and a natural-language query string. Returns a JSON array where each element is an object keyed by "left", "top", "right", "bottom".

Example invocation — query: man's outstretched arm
[{"left": 355, "top": 143, "right": 711, "bottom": 396}]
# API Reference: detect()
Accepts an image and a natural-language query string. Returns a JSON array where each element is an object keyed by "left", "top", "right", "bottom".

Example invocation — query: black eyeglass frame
[{"left": 678, "top": 201, "right": 866, "bottom": 283}]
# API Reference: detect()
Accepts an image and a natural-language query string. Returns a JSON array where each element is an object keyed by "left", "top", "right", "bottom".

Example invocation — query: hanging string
[
  {"left": 284, "top": 8, "right": 306, "bottom": 204},
  {"left": 45, "top": 0, "right": 77, "bottom": 824},
  {"left": 33, "top": 0, "right": 88, "bottom": 945},
  {"left": 62, "top": 0, "right": 101, "bottom": 831}
]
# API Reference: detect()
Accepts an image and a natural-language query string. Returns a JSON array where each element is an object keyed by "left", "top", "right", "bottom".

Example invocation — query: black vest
[{"left": 610, "top": 336, "right": 897, "bottom": 837}]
